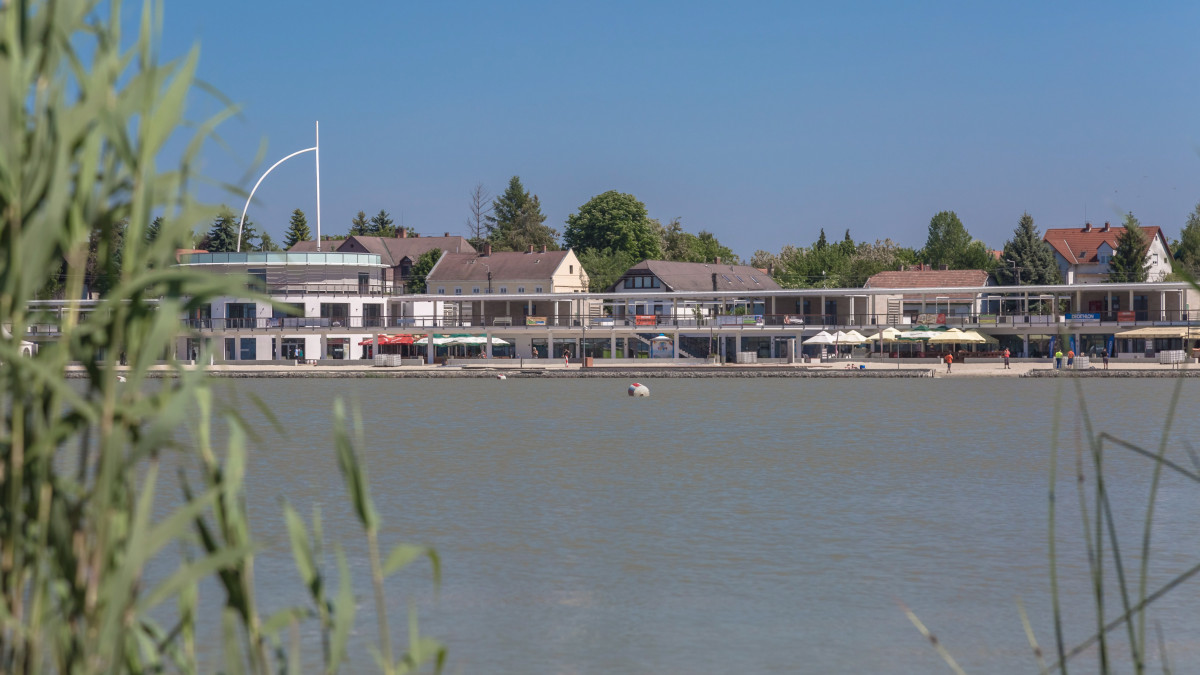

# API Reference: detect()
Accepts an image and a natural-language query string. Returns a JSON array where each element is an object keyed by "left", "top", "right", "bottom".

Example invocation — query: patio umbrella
[
  {"left": 841, "top": 330, "right": 869, "bottom": 343},
  {"left": 864, "top": 327, "right": 904, "bottom": 342},
  {"left": 803, "top": 331, "right": 836, "bottom": 345},
  {"left": 926, "top": 328, "right": 968, "bottom": 344},
  {"left": 651, "top": 334, "right": 673, "bottom": 342},
  {"left": 958, "top": 330, "right": 994, "bottom": 344}
]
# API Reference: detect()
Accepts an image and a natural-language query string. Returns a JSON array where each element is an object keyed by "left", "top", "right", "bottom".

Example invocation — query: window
[
  {"left": 358, "top": 272, "right": 370, "bottom": 293},
  {"left": 722, "top": 274, "right": 732, "bottom": 282},
  {"left": 651, "top": 277, "right": 660, "bottom": 288},
  {"left": 518, "top": 287, "right": 525, "bottom": 293},
  {"left": 224, "top": 337, "right": 236, "bottom": 360},
  {"left": 437, "top": 287, "right": 445, "bottom": 294},
  {"left": 472, "top": 287, "right": 480, "bottom": 294},
  {"left": 735, "top": 275, "right": 744, "bottom": 282},
  {"left": 624, "top": 278, "right": 634, "bottom": 289},
  {"left": 1152, "top": 253, "right": 1159, "bottom": 265},
  {"left": 499, "top": 286, "right": 507, "bottom": 294},
  {"left": 535, "top": 287, "right": 543, "bottom": 293},
  {"left": 247, "top": 268, "right": 267, "bottom": 292},
  {"left": 569, "top": 265, "right": 573, "bottom": 274},
  {"left": 239, "top": 338, "right": 257, "bottom": 361},
  {"left": 454, "top": 287, "right": 462, "bottom": 295}
]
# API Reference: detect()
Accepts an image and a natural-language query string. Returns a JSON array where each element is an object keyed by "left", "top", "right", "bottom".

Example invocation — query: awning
[{"left": 1115, "top": 326, "right": 1196, "bottom": 338}]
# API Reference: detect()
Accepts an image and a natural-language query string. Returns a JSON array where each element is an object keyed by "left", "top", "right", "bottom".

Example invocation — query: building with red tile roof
[{"left": 1042, "top": 221, "right": 1172, "bottom": 284}]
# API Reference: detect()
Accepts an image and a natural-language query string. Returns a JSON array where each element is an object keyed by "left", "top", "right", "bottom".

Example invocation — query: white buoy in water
[
  {"left": 117, "top": 375, "right": 127, "bottom": 383},
  {"left": 628, "top": 382, "right": 649, "bottom": 397},
  {"left": 496, "top": 374, "right": 506, "bottom": 380}
]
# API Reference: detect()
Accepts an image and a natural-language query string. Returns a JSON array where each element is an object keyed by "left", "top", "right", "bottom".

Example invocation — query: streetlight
[{"left": 237, "top": 121, "right": 322, "bottom": 252}]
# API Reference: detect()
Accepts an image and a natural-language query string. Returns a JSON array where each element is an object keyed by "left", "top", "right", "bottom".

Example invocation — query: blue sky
[{"left": 160, "top": 1, "right": 1200, "bottom": 257}]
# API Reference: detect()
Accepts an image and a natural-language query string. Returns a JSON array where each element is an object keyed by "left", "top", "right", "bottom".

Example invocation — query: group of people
[{"left": 940, "top": 346, "right": 1111, "bottom": 373}]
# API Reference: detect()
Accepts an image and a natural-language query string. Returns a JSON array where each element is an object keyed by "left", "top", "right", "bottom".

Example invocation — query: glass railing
[{"left": 177, "top": 252, "right": 383, "bottom": 266}]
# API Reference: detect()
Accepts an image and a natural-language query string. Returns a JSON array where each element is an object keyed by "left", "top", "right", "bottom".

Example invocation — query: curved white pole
[{"left": 237, "top": 146, "right": 317, "bottom": 252}]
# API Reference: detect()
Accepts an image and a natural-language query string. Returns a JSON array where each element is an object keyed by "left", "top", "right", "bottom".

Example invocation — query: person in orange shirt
[
  {"left": 1067, "top": 349, "right": 1075, "bottom": 367},
  {"left": 1003, "top": 347, "right": 1010, "bottom": 369},
  {"left": 944, "top": 352, "right": 953, "bottom": 373}
]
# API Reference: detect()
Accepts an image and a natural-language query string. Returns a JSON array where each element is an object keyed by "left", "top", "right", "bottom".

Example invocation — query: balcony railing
[{"left": 177, "top": 311, "right": 1200, "bottom": 332}]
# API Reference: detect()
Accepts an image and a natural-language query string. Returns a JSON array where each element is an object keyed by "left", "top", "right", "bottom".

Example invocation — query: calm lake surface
[{"left": 199, "top": 377, "right": 1200, "bottom": 673}]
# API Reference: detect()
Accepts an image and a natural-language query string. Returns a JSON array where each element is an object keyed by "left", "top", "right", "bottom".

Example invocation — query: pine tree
[
  {"left": 369, "top": 210, "right": 396, "bottom": 237},
  {"left": 204, "top": 208, "right": 239, "bottom": 253},
  {"left": 259, "top": 232, "right": 281, "bottom": 252},
  {"left": 1108, "top": 212, "right": 1151, "bottom": 283},
  {"left": 997, "top": 213, "right": 1062, "bottom": 285},
  {"left": 814, "top": 229, "right": 828, "bottom": 250},
  {"left": 349, "top": 211, "right": 370, "bottom": 236},
  {"left": 146, "top": 216, "right": 163, "bottom": 243},
  {"left": 486, "top": 176, "right": 556, "bottom": 250},
  {"left": 283, "top": 209, "right": 311, "bottom": 248},
  {"left": 1174, "top": 202, "right": 1200, "bottom": 278}
]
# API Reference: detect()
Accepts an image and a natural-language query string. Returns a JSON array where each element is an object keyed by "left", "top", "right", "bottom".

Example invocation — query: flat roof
[{"left": 177, "top": 252, "right": 384, "bottom": 267}]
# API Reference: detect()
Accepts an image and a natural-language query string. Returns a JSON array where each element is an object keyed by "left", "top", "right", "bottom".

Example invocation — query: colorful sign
[
  {"left": 916, "top": 313, "right": 947, "bottom": 325},
  {"left": 715, "top": 315, "right": 764, "bottom": 326},
  {"left": 1117, "top": 311, "right": 1136, "bottom": 323},
  {"left": 1066, "top": 313, "right": 1100, "bottom": 321},
  {"left": 977, "top": 314, "right": 997, "bottom": 325},
  {"left": 634, "top": 315, "right": 658, "bottom": 326},
  {"left": 525, "top": 316, "right": 547, "bottom": 326}
]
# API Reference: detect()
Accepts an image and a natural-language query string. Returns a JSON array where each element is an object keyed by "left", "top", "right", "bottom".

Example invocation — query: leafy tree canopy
[
  {"left": 408, "top": 248, "right": 442, "bottom": 293},
  {"left": 997, "top": 213, "right": 1061, "bottom": 285},
  {"left": 651, "top": 218, "right": 738, "bottom": 263},
  {"left": 577, "top": 247, "right": 640, "bottom": 292},
  {"left": 564, "top": 190, "right": 661, "bottom": 260}
]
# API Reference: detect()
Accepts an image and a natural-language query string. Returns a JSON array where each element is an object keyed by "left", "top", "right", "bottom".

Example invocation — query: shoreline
[{"left": 65, "top": 361, "right": 1200, "bottom": 379}]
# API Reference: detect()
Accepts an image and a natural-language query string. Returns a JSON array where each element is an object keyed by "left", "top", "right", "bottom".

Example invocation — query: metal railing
[{"left": 175, "top": 310, "right": 1200, "bottom": 332}]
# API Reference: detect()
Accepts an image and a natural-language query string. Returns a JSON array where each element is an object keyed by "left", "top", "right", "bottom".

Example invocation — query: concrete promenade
[{"left": 70, "top": 359, "right": 1200, "bottom": 379}]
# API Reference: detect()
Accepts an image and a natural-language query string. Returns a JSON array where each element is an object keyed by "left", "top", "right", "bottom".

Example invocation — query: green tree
[
  {"left": 408, "top": 248, "right": 442, "bottom": 293},
  {"left": 1174, "top": 202, "right": 1200, "bottom": 279},
  {"left": 369, "top": 209, "right": 396, "bottom": 237},
  {"left": 921, "top": 211, "right": 974, "bottom": 268},
  {"left": 694, "top": 230, "right": 738, "bottom": 264},
  {"left": 283, "top": 208, "right": 311, "bottom": 248},
  {"left": 1108, "top": 212, "right": 1151, "bottom": 283},
  {"left": 146, "top": 215, "right": 164, "bottom": 243},
  {"left": 839, "top": 229, "right": 856, "bottom": 256},
  {"left": 258, "top": 232, "right": 281, "bottom": 252},
  {"left": 349, "top": 210, "right": 370, "bottom": 236},
  {"left": 564, "top": 190, "right": 661, "bottom": 260},
  {"left": 577, "top": 247, "right": 639, "bottom": 292},
  {"left": 486, "top": 176, "right": 557, "bottom": 250},
  {"left": 202, "top": 208, "right": 240, "bottom": 252},
  {"left": 997, "top": 213, "right": 1061, "bottom": 285},
  {"left": 814, "top": 228, "right": 828, "bottom": 251}
]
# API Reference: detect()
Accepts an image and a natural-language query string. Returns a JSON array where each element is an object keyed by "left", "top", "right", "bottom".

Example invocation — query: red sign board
[
  {"left": 635, "top": 315, "right": 658, "bottom": 326},
  {"left": 1117, "top": 311, "right": 1136, "bottom": 323}
]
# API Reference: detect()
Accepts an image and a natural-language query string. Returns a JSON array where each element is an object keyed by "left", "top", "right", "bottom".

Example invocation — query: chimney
[
  {"left": 712, "top": 272, "right": 719, "bottom": 291},
  {"left": 527, "top": 245, "right": 534, "bottom": 253},
  {"left": 1083, "top": 222, "right": 1092, "bottom": 232},
  {"left": 939, "top": 264, "right": 948, "bottom": 271},
  {"left": 899, "top": 263, "right": 905, "bottom": 271},
  {"left": 1102, "top": 221, "right": 1111, "bottom": 232},
  {"left": 767, "top": 262, "right": 774, "bottom": 277},
  {"left": 715, "top": 256, "right": 722, "bottom": 265},
  {"left": 541, "top": 244, "right": 547, "bottom": 253},
  {"left": 400, "top": 227, "right": 407, "bottom": 238},
  {"left": 484, "top": 243, "right": 492, "bottom": 256}
]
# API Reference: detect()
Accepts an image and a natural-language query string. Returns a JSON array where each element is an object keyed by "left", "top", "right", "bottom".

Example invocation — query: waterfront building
[
  {"left": 289, "top": 230, "right": 475, "bottom": 293},
  {"left": 1043, "top": 222, "right": 1172, "bottom": 284},
  {"left": 864, "top": 267, "right": 991, "bottom": 323},
  {"left": 424, "top": 245, "right": 590, "bottom": 329}
]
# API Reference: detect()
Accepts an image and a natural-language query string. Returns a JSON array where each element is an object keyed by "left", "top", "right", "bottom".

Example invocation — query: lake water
[{"left": 199, "top": 377, "right": 1200, "bottom": 673}]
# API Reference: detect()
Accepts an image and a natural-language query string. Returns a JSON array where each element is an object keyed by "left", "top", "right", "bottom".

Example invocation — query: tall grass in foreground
[
  {"left": 0, "top": 1, "right": 440, "bottom": 672},
  {"left": 906, "top": 359, "right": 1200, "bottom": 674}
]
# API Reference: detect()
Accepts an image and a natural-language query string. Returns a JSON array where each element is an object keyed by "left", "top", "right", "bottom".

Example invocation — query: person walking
[
  {"left": 944, "top": 352, "right": 953, "bottom": 373},
  {"left": 1067, "top": 349, "right": 1075, "bottom": 368},
  {"left": 1003, "top": 347, "right": 1011, "bottom": 369},
  {"left": 563, "top": 348, "right": 570, "bottom": 368},
  {"left": 1054, "top": 349, "right": 1063, "bottom": 369}
]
